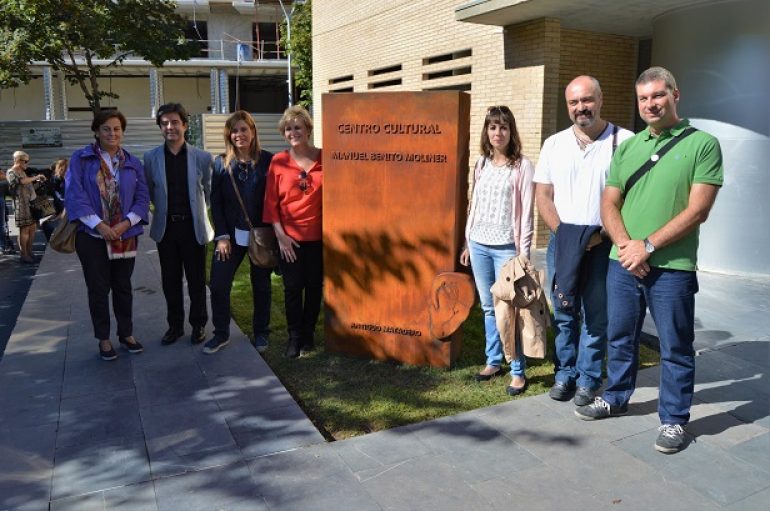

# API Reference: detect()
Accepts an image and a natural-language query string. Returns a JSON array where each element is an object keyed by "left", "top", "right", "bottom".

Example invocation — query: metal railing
[
  {"left": 66, "top": 39, "right": 286, "bottom": 63},
  {"left": 202, "top": 39, "right": 286, "bottom": 61}
]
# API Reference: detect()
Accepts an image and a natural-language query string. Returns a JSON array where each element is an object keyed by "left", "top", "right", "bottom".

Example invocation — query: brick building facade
[{"left": 312, "top": 0, "right": 639, "bottom": 248}]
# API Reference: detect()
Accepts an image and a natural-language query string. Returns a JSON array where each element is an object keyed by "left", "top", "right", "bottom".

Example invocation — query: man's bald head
[{"left": 565, "top": 75, "right": 604, "bottom": 129}]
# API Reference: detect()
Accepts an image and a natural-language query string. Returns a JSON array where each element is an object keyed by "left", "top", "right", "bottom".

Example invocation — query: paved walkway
[{"left": 1, "top": 236, "right": 768, "bottom": 510}]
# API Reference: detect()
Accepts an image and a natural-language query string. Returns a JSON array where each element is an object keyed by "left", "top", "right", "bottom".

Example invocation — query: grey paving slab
[
  {"left": 246, "top": 446, "right": 382, "bottom": 511},
  {"left": 203, "top": 368, "right": 296, "bottom": 413},
  {"left": 51, "top": 436, "right": 152, "bottom": 500},
  {"left": 470, "top": 393, "right": 567, "bottom": 432},
  {"left": 0, "top": 370, "right": 61, "bottom": 428},
  {"left": 728, "top": 431, "right": 770, "bottom": 474},
  {"left": 690, "top": 346, "right": 770, "bottom": 429},
  {"left": 613, "top": 429, "right": 770, "bottom": 506},
  {"left": 401, "top": 414, "right": 544, "bottom": 485},
  {"left": 61, "top": 355, "right": 136, "bottom": 399},
  {"left": 685, "top": 400, "right": 768, "bottom": 449},
  {"left": 471, "top": 465, "right": 606, "bottom": 511},
  {"left": 355, "top": 452, "right": 489, "bottom": 511},
  {"left": 589, "top": 480, "right": 723, "bottom": 511},
  {"left": 0, "top": 353, "right": 64, "bottom": 391},
  {"left": 226, "top": 402, "right": 325, "bottom": 458},
  {"left": 0, "top": 423, "right": 56, "bottom": 511},
  {"left": 56, "top": 388, "right": 145, "bottom": 449},
  {"left": 330, "top": 426, "right": 434, "bottom": 473},
  {"left": 140, "top": 398, "right": 242, "bottom": 478},
  {"left": 510, "top": 417, "right": 663, "bottom": 494},
  {"left": 717, "top": 337, "right": 770, "bottom": 365},
  {"left": 724, "top": 486, "right": 770, "bottom": 511},
  {"left": 1, "top": 331, "right": 68, "bottom": 360},
  {"left": 50, "top": 481, "right": 159, "bottom": 511},
  {"left": 132, "top": 364, "right": 214, "bottom": 407},
  {"left": 128, "top": 342, "right": 200, "bottom": 370},
  {"left": 153, "top": 462, "right": 267, "bottom": 511},
  {"left": 693, "top": 348, "right": 768, "bottom": 393},
  {"left": 565, "top": 401, "right": 660, "bottom": 442}
]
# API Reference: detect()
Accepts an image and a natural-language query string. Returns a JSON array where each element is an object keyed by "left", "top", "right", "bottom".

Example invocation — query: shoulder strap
[
  {"left": 611, "top": 124, "right": 619, "bottom": 154},
  {"left": 622, "top": 127, "right": 697, "bottom": 199},
  {"left": 226, "top": 165, "right": 255, "bottom": 231}
]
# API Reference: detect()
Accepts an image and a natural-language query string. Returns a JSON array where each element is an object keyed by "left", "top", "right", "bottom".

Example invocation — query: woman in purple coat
[{"left": 65, "top": 110, "right": 150, "bottom": 361}]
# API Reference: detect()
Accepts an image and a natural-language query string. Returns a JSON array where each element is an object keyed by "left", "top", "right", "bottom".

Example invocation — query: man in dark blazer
[{"left": 144, "top": 103, "right": 214, "bottom": 345}]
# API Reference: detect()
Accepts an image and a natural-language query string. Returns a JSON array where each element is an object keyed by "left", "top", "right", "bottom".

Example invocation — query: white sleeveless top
[{"left": 469, "top": 158, "right": 516, "bottom": 245}]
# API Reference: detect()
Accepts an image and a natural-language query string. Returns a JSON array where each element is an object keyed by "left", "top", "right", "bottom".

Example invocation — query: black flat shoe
[
  {"left": 161, "top": 328, "right": 184, "bottom": 345},
  {"left": 190, "top": 326, "right": 206, "bottom": 345},
  {"left": 548, "top": 381, "right": 576, "bottom": 401},
  {"left": 300, "top": 340, "right": 315, "bottom": 356},
  {"left": 99, "top": 343, "right": 117, "bottom": 361},
  {"left": 474, "top": 367, "right": 505, "bottom": 382},
  {"left": 119, "top": 336, "right": 144, "bottom": 354},
  {"left": 285, "top": 339, "right": 301, "bottom": 359},
  {"left": 506, "top": 381, "right": 528, "bottom": 396}
]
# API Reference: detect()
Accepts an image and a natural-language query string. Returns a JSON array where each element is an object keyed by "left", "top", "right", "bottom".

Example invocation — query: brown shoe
[{"left": 474, "top": 366, "right": 504, "bottom": 382}]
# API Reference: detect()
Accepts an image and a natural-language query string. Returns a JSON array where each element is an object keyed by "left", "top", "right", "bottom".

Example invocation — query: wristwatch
[{"left": 643, "top": 238, "right": 656, "bottom": 254}]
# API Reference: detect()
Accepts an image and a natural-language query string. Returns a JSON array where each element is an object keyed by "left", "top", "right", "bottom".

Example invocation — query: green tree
[
  {"left": 0, "top": 0, "right": 195, "bottom": 114},
  {"left": 280, "top": 0, "right": 312, "bottom": 108}
]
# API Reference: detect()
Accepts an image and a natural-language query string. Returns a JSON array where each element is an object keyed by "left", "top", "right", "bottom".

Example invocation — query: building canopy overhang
[
  {"left": 454, "top": 0, "right": 717, "bottom": 37},
  {"left": 28, "top": 59, "right": 290, "bottom": 77}
]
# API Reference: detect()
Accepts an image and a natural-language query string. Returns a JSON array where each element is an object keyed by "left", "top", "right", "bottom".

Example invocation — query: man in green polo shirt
[{"left": 574, "top": 66, "right": 723, "bottom": 454}]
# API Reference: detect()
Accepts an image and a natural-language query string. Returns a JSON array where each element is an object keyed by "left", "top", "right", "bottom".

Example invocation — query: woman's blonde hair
[
  {"left": 13, "top": 150, "right": 29, "bottom": 163},
  {"left": 53, "top": 158, "right": 68, "bottom": 178},
  {"left": 278, "top": 105, "right": 313, "bottom": 134},
  {"left": 223, "top": 110, "right": 261, "bottom": 169}
]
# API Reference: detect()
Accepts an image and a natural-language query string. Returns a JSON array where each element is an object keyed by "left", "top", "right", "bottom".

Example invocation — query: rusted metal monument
[{"left": 323, "top": 91, "right": 474, "bottom": 368}]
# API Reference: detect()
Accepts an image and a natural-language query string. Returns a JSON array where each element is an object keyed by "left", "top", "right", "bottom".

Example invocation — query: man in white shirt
[{"left": 534, "top": 76, "right": 633, "bottom": 406}]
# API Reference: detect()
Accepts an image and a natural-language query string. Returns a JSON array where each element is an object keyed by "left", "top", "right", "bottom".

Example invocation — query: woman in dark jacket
[
  {"left": 65, "top": 110, "right": 150, "bottom": 360},
  {"left": 51, "top": 158, "right": 68, "bottom": 215},
  {"left": 204, "top": 110, "right": 274, "bottom": 354}
]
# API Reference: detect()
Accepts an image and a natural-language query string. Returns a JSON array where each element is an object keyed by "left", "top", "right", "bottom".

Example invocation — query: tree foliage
[
  {"left": 0, "top": 0, "right": 196, "bottom": 114},
  {"left": 280, "top": 0, "right": 312, "bottom": 108}
]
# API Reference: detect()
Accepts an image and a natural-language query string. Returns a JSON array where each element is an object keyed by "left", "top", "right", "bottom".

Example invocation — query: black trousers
[
  {"left": 75, "top": 231, "right": 135, "bottom": 341},
  {"left": 157, "top": 219, "right": 208, "bottom": 330},
  {"left": 210, "top": 243, "right": 272, "bottom": 340},
  {"left": 279, "top": 241, "right": 323, "bottom": 347}
]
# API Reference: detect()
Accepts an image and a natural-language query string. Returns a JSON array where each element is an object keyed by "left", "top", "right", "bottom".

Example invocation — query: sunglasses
[
  {"left": 19, "top": 159, "right": 29, "bottom": 164},
  {"left": 298, "top": 170, "right": 310, "bottom": 194},
  {"left": 237, "top": 161, "right": 250, "bottom": 182},
  {"left": 486, "top": 105, "right": 513, "bottom": 116}
]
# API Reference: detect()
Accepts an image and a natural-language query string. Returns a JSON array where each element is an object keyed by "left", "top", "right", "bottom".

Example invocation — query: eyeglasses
[
  {"left": 298, "top": 170, "right": 310, "bottom": 194},
  {"left": 19, "top": 159, "right": 29, "bottom": 164}
]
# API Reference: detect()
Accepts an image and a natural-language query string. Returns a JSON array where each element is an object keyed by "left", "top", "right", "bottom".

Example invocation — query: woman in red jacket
[{"left": 264, "top": 105, "right": 323, "bottom": 359}]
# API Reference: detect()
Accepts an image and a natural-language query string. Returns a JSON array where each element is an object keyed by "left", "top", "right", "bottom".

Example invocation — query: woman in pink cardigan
[{"left": 460, "top": 105, "right": 535, "bottom": 396}]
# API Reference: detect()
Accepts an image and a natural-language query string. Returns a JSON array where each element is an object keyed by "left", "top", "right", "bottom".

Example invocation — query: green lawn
[{"left": 217, "top": 251, "right": 660, "bottom": 440}]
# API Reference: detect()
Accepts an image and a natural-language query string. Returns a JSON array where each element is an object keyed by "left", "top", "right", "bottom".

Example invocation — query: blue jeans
[
  {"left": 546, "top": 233, "right": 610, "bottom": 390},
  {"left": 602, "top": 260, "right": 698, "bottom": 425},
  {"left": 468, "top": 240, "right": 525, "bottom": 376}
]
